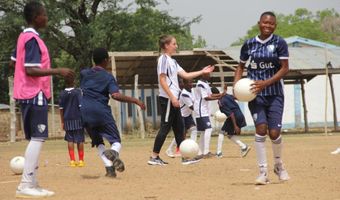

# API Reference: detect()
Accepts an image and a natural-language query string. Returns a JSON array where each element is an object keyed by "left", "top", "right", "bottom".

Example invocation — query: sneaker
[
  {"left": 69, "top": 160, "right": 77, "bottom": 167},
  {"left": 165, "top": 149, "right": 175, "bottom": 158},
  {"left": 255, "top": 171, "right": 269, "bottom": 185},
  {"left": 215, "top": 152, "right": 223, "bottom": 158},
  {"left": 147, "top": 156, "right": 169, "bottom": 166},
  {"left": 35, "top": 187, "right": 55, "bottom": 197},
  {"left": 241, "top": 145, "right": 251, "bottom": 158},
  {"left": 274, "top": 163, "right": 290, "bottom": 181},
  {"left": 194, "top": 154, "right": 204, "bottom": 160},
  {"left": 16, "top": 187, "right": 49, "bottom": 198},
  {"left": 203, "top": 152, "right": 214, "bottom": 159},
  {"left": 105, "top": 166, "right": 117, "bottom": 178},
  {"left": 78, "top": 160, "right": 85, "bottom": 167},
  {"left": 103, "top": 149, "right": 125, "bottom": 172},
  {"left": 182, "top": 158, "right": 200, "bottom": 165},
  {"left": 331, "top": 148, "right": 340, "bottom": 155}
]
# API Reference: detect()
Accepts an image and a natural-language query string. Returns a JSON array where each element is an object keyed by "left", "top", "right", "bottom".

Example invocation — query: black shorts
[{"left": 21, "top": 103, "right": 48, "bottom": 140}]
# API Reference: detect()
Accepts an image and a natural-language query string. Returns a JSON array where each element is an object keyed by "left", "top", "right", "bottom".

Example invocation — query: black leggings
[{"left": 152, "top": 96, "right": 185, "bottom": 154}]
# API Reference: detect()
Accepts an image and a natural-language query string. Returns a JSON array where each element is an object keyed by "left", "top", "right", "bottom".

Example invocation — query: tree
[
  {"left": 232, "top": 8, "right": 340, "bottom": 46},
  {"left": 0, "top": 0, "right": 205, "bottom": 104}
]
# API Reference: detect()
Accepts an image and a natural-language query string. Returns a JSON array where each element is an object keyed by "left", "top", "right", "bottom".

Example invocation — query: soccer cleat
[
  {"left": 215, "top": 152, "right": 223, "bottom": 158},
  {"left": 182, "top": 158, "right": 200, "bottom": 165},
  {"left": 16, "top": 187, "right": 49, "bottom": 198},
  {"left": 105, "top": 166, "right": 117, "bottom": 178},
  {"left": 69, "top": 160, "right": 77, "bottom": 167},
  {"left": 103, "top": 149, "right": 125, "bottom": 172},
  {"left": 78, "top": 160, "right": 85, "bottom": 167},
  {"left": 165, "top": 149, "right": 175, "bottom": 158},
  {"left": 147, "top": 156, "right": 169, "bottom": 166},
  {"left": 255, "top": 171, "right": 269, "bottom": 185},
  {"left": 331, "top": 148, "right": 340, "bottom": 155},
  {"left": 274, "top": 163, "right": 290, "bottom": 181},
  {"left": 241, "top": 145, "right": 251, "bottom": 158}
]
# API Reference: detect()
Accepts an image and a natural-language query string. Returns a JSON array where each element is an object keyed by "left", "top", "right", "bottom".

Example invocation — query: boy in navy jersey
[
  {"left": 211, "top": 87, "right": 251, "bottom": 158},
  {"left": 80, "top": 48, "right": 145, "bottom": 178},
  {"left": 234, "top": 11, "right": 290, "bottom": 185},
  {"left": 59, "top": 78, "right": 85, "bottom": 167}
]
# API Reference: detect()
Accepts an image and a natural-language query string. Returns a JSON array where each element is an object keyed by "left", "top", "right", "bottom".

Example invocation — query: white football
[
  {"left": 234, "top": 78, "right": 256, "bottom": 102},
  {"left": 214, "top": 110, "right": 227, "bottom": 122},
  {"left": 10, "top": 156, "right": 25, "bottom": 175},
  {"left": 179, "top": 139, "right": 199, "bottom": 159}
]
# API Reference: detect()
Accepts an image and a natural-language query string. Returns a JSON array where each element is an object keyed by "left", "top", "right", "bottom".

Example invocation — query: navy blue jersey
[
  {"left": 240, "top": 34, "right": 288, "bottom": 96},
  {"left": 59, "top": 88, "right": 83, "bottom": 130},
  {"left": 218, "top": 94, "right": 243, "bottom": 119},
  {"left": 80, "top": 66, "right": 119, "bottom": 127}
]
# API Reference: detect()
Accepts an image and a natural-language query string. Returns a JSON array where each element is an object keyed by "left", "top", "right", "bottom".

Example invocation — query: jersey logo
[
  {"left": 252, "top": 113, "right": 258, "bottom": 121},
  {"left": 267, "top": 44, "right": 275, "bottom": 52},
  {"left": 250, "top": 61, "right": 257, "bottom": 69},
  {"left": 37, "top": 124, "right": 46, "bottom": 133},
  {"left": 259, "top": 62, "right": 274, "bottom": 69}
]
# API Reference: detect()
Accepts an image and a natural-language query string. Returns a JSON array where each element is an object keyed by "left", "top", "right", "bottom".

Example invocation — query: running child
[
  {"left": 211, "top": 86, "right": 251, "bottom": 158},
  {"left": 59, "top": 78, "right": 85, "bottom": 167},
  {"left": 11, "top": 1, "right": 74, "bottom": 198},
  {"left": 80, "top": 48, "right": 145, "bottom": 178},
  {"left": 148, "top": 35, "right": 214, "bottom": 166}
]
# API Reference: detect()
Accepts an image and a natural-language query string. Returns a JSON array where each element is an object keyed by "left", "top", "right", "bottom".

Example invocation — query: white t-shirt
[
  {"left": 180, "top": 88, "right": 194, "bottom": 117},
  {"left": 194, "top": 80, "right": 211, "bottom": 117},
  {"left": 157, "top": 54, "right": 184, "bottom": 99}
]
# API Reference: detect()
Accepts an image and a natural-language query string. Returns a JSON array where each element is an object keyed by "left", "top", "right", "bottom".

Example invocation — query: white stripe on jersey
[{"left": 180, "top": 89, "right": 194, "bottom": 117}]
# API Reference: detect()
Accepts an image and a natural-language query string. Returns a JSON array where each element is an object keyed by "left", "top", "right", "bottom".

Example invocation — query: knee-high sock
[
  {"left": 255, "top": 134, "right": 267, "bottom": 171},
  {"left": 198, "top": 131, "right": 204, "bottom": 155},
  {"left": 228, "top": 135, "right": 246, "bottom": 149},
  {"left": 167, "top": 138, "right": 177, "bottom": 152},
  {"left": 203, "top": 128, "right": 212, "bottom": 155},
  {"left": 111, "top": 142, "right": 121, "bottom": 153},
  {"left": 77, "top": 143, "right": 84, "bottom": 161},
  {"left": 271, "top": 135, "right": 282, "bottom": 165},
  {"left": 189, "top": 126, "right": 197, "bottom": 142},
  {"left": 216, "top": 132, "right": 224, "bottom": 154},
  {"left": 19, "top": 139, "right": 43, "bottom": 189},
  {"left": 97, "top": 144, "right": 112, "bottom": 167}
]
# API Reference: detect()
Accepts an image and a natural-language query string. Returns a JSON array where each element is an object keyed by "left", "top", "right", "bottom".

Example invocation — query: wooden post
[
  {"left": 300, "top": 79, "right": 309, "bottom": 132},
  {"left": 8, "top": 76, "right": 16, "bottom": 142},
  {"left": 51, "top": 77, "right": 55, "bottom": 138},
  {"left": 328, "top": 72, "right": 338, "bottom": 131},
  {"left": 134, "top": 74, "right": 145, "bottom": 138},
  {"left": 324, "top": 50, "right": 329, "bottom": 136},
  {"left": 109, "top": 54, "right": 122, "bottom": 136},
  {"left": 218, "top": 66, "right": 225, "bottom": 89}
]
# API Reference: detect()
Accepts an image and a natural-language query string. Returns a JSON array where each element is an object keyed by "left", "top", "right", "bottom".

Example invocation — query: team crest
[
  {"left": 267, "top": 45, "right": 275, "bottom": 52},
  {"left": 37, "top": 124, "right": 46, "bottom": 133},
  {"left": 206, "top": 122, "right": 211, "bottom": 126},
  {"left": 252, "top": 113, "right": 258, "bottom": 121}
]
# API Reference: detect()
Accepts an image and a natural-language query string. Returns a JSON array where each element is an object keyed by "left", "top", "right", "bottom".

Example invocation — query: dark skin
[
  {"left": 182, "top": 79, "right": 194, "bottom": 110},
  {"left": 200, "top": 73, "right": 223, "bottom": 101},
  {"left": 10, "top": 7, "right": 74, "bottom": 80},
  {"left": 233, "top": 14, "right": 289, "bottom": 140},
  {"left": 95, "top": 58, "right": 146, "bottom": 110}
]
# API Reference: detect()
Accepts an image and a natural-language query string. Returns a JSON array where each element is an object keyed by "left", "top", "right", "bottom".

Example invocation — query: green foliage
[{"left": 232, "top": 8, "right": 340, "bottom": 46}]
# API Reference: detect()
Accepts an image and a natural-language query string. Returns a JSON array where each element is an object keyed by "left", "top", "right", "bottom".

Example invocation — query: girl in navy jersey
[
  {"left": 148, "top": 35, "right": 214, "bottom": 166},
  {"left": 234, "top": 11, "right": 290, "bottom": 185}
]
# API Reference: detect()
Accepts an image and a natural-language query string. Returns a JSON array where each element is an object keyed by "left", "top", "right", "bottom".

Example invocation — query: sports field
[{"left": 1, "top": 133, "right": 340, "bottom": 200}]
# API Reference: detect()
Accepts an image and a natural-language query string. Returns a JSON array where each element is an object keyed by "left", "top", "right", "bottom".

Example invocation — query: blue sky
[{"left": 156, "top": 0, "right": 340, "bottom": 48}]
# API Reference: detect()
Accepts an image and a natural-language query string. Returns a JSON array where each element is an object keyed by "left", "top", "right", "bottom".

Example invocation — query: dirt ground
[{"left": 1, "top": 133, "right": 340, "bottom": 200}]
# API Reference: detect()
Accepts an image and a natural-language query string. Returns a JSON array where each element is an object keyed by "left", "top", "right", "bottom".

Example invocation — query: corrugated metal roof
[
  {"left": 223, "top": 46, "right": 340, "bottom": 70},
  {"left": 285, "top": 36, "right": 340, "bottom": 49}
]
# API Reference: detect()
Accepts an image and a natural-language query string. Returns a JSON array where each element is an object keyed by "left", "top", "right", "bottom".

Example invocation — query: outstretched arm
[
  {"left": 178, "top": 65, "right": 215, "bottom": 80},
  {"left": 111, "top": 92, "right": 146, "bottom": 110},
  {"left": 25, "top": 67, "right": 75, "bottom": 80}
]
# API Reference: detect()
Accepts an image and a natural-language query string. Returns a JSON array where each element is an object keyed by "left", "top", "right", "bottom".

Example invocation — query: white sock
[
  {"left": 255, "top": 134, "right": 267, "bottom": 171},
  {"left": 216, "top": 132, "right": 224, "bottom": 154},
  {"left": 198, "top": 131, "right": 204, "bottom": 155},
  {"left": 111, "top": 142, "right": 121, "bottom": 153},
  {"left": 203, "top": 128, "right": 212, "bottom": 155},
  {"left": 97, "top": 144, "right": 113, "bottom": 167},
  {"left": 271, "top": 135, "right": 282, "bottom": 165},
  {"left": 19, "top": 139, "right": 43, "bottom": 189},
  {"left": 189, "top": 126, "right": 197, "bottom": 142},
  {"left": 228, "top": 135, "right": 247, "bottom": 149},
  {"left": 167, "top": 138, "right": 176, "bottom": 152}
]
